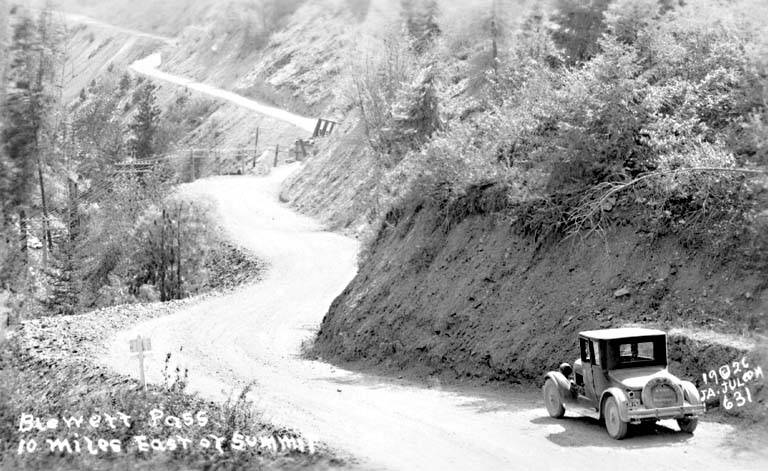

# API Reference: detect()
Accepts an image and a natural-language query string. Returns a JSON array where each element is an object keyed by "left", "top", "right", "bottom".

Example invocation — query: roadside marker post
[
  {"left": 129, "top": 335, "right": 152, "bottom": 390},
  {"left": 274, "top": 144, "right": 279, "bottom": 167}
]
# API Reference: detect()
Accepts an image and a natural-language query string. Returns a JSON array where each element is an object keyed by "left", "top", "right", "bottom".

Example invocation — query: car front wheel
[
  {"left": 543, "top": 378, "right": 565, "bottom": 418},
  {"left": 603, "top": 396, "right": 628, "bottom": 439},
  {"left": 677, "top": 418, "right": 698, "bottom": 433}
]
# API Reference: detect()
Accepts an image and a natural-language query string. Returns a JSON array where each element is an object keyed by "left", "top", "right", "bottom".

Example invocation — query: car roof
[{"left": 578, "top": 327, "right": 666, "bottom": 340}]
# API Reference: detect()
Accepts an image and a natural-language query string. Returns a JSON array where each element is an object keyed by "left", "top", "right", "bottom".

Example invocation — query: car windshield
[{"left": 607, "top": 336, "right": 666, "bottom": 369}]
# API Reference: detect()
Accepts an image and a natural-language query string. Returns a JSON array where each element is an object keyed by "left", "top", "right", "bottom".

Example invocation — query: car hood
[{"left": 608, "top": 366, "right": 677, "bottom": 389}]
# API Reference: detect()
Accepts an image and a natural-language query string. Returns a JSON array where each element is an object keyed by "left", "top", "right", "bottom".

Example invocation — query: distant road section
[
  {"left": 56, "top": 11, "right": 176, "bottom": 44},
  {"left": 130, "top": 53, "right": 319, "bottom": 135}
]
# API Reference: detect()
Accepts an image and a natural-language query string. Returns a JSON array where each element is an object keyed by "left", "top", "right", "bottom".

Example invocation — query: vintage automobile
[{"left": 543, "top": 327, "right": 705, "bottom": 439}]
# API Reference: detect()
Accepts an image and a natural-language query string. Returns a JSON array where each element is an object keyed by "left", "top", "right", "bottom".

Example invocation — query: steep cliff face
[{"left": 312, "top": 183, "right": 767, "bottom": 417}]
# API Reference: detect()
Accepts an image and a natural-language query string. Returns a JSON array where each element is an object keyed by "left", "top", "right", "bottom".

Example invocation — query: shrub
[
  {"left": 349, "top": 31, "right": 421, "bottom": 162},
  {"left": 127, "top": 197, "right": 219, "bottom": 302}
]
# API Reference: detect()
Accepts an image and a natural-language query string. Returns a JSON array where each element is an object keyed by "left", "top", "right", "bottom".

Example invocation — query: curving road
[
  {"left": 130, "top": 54, "right": 318, "bottom": 134},
  {"left": 69, "top": 11, "right": 768, "bottom": 471},
  {"left": 102, "top": 165, "right": 768, "bottom": 471}
]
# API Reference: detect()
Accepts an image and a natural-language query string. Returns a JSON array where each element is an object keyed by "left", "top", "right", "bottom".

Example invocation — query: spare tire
[{"left": 641, "top": 376, "right": 683, "bottom": 409}]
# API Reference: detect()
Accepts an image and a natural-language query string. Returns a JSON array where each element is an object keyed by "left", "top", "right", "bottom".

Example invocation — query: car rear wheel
[
  {"left": 677, "top": 418, "right": 698, "bottom": 434},
  {"left": 603, "top": 396, "right": 628, "bottom": 439},
  {"left": 543, "top": 378, "right": 565, "bottom": 418}
]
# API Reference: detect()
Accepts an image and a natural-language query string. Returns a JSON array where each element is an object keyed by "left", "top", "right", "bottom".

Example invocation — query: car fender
[
  {"left": 544, "top": 371, "right": 575, "bottom": 403},
  {"left": 600, "top": 388, "right": 629, "bottom": 422},
  {"left": 679, "top": 380, "right": 701, "bottom": 406}
]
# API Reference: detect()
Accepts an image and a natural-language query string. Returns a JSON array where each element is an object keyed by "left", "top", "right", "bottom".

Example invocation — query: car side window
[
  {"left": 592, "top": 341, "right": 601, "bottom": 367},
  {"left": 581, "top": 339, "right": 591, "bottom": 363}
]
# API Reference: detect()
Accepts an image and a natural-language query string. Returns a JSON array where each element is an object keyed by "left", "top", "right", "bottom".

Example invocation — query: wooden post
[
  {"left": 274, "top": 144, "right": 279, "bottom": 167},
  {"left": 129, "top": 335, "right": 152, "bottom": 390},
  {"left": 298, "top": 139, "right": 307, "bottom": 160},
  {"left": 138, "top": 347, "right": 146, "bottom": 388}
]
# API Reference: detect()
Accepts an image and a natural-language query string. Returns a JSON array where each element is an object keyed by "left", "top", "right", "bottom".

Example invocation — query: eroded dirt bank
[{"left": 313, "top": 183, "right": 768, "bottom": 422}]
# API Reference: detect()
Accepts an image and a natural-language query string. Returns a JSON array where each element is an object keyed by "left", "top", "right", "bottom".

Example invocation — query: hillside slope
[{"left": 312, "top": 183, "right": 768, "bottom": 421}]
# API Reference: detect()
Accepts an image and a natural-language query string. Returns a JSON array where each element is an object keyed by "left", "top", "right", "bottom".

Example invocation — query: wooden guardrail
[
  {"left": 313, "top": 118, "right": 338, "bottom": 138},
  {"left": 112, "top": 117, "right": 340, "bottom": 181}
]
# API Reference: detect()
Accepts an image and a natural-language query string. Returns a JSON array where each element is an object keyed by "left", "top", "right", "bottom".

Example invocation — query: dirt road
[
  {"left": 130, "top": 53, "right": 318, "bottom": 134},
  {"left": 101, "top": 165, "right": 767, "bottom": 471},
  {"left": 55, "top": 11, "right": 176, "bottom": 44}
]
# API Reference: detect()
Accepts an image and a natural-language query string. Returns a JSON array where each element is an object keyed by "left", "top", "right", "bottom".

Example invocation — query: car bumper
[{"left": 627, "top": 403, "right": 705, "bottom": 420}]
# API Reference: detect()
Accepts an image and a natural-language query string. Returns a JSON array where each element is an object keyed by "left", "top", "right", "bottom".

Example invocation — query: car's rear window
[
  {"left": 618, "top": 341, "right": 654, "bottom": 363},
  {"left": 607, "top": 336, "right": 667, "bottom": 369}
]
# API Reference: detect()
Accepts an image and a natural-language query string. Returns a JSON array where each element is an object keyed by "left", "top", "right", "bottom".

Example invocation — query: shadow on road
[{"left": 531, "top": 416, "right": 694, "bottom": 448}]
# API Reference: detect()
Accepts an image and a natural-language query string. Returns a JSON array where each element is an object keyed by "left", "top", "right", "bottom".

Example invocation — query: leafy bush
[
  {"left": 127, "top": 197, "right": 219, "bottom": 302},
  {"left": 349, "top": 31, "right": 423, "bottom": 163},
  {"left": 360, "top": 0, "right": 768, "bottom": 264}
]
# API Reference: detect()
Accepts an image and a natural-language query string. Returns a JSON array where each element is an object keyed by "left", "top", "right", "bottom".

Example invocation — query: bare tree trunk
[
  {"left": 0, "top": 0, "right": 9, "bottom": 228},
  {"left": 67, "top": 177, "right": 78, "bottom": 243},
  {"left": 36, "top": 155, "right": 52, "bottom": 250},
  {"left": 34, "top": 8, "right": 53, "bottom": 256},
  {"left": 18, "top": 209, "right": 27, "bottom": 264}
]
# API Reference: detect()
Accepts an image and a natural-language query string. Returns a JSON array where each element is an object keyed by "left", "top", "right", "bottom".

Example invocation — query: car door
[
  {"left": 590, "top": 339, "right": 609, "bottom": 399},
  {"left": 581, "top": 338, "right": 597, "bottom": 401}
]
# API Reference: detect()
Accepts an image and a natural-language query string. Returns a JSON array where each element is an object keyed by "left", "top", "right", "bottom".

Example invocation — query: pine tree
[
  {"left": 128, "top": 82, "right": 160, "bottom": 159},
  {"left": 1, "top": 11, "right": 54, "bottom": 261},
  {"left": 391, "top": 65, "right": 441, "bottom": 149},
  {"left": 400, "top": 0, "right": 440, "bottom": 54},
  {"left": 43, "top": 177, "right": 81, "bottom": 315},
  {"left": 466, "top": 0, "right": 513, "bottom": 100},
  {"left": 550, "top": 0, "right": 611, "bottom": 65},
  {"left": 0, "top": 0, "right": 12, "bottom": 228}
]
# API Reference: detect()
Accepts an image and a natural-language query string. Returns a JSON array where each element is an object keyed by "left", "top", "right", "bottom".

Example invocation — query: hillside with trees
[
  {"left": 0, "top": 5, "right": 265, "bottom": 322},
  {"left": 278, "top": 0, "right": 768, "bottom": 422}
]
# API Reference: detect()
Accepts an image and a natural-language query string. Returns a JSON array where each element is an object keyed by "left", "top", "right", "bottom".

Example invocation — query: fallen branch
[{"left": 565, "top": 166, "right": 767, "bottom": 239}]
